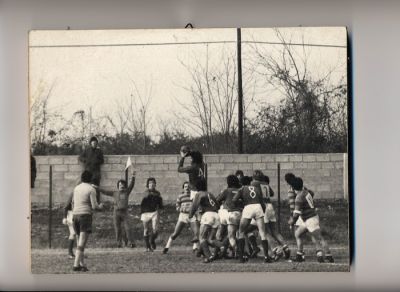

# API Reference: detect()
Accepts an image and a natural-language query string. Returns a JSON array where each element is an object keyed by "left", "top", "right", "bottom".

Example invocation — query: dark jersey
[
  {"left": 288, "top": 186, "right": 314, "bottom": 215},
  {"left": 233, "top": 181, "right": 265, "bottom": 210},
  {"left": 177, "top": 157, "right": 204, "bottom": 191},
  {"left": 79, "top": 147, "right": 104, "bottom": 174},
  {"left": 216, "top": 187, "right": 243, "bottom": 212},
  {"left": 260, "top": 184, "right": 274, "bottom": 203},
  {"left": 189, "top": 191, "right": 219, "bottom": 218},
  {"left": 294, "top": 188, "right": 317, "bottom": 221},
  {"left": 140, "top": 189, "right": 163, "bottom": 214}
]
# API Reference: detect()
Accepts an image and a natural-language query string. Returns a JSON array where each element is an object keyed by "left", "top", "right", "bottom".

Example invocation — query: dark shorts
[{"left": 73, "top": 214, "right": 93, "bottom": 235}]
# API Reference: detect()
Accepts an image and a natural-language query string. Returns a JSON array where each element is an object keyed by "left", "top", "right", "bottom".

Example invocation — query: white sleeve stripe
[{"left": 294, "top": 210, "right": 302, "bottom": 214}]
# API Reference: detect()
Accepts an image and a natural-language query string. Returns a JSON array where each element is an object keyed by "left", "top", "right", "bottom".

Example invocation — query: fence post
[
  {"left": 204, "top": 163, "right": 208, "bottom": 190},
  {"left": 277, "top": 162, "right": 281, "bottom": 233},
  {"left": 48, "top": 165, "right": 53, "bottom": 249}
]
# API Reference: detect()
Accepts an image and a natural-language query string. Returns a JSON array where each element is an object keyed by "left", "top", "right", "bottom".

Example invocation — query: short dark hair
[
  {"left": 241, "top": 176, "right": 252, "bottom": 186},
  {"left": 235, "top": 170, "right": 244, "bottom": 177},
  {"left": 252, "top": 170, "right": 264, "bottom": 181},
  {"left": 284, "top": 173, "right": 296, "bottom": 186},
  {"left": 195, "top": 178, "right": 207, "bottom": 191},
  {"left": 117, "top": 179, "right": 127, "bottom": 188},
  {"left": 227, "top": 175, "right": 240, "bottom": 188},
  {"left": 261, "top": 175, "right": 270, "bottom": 184},
  {"left": 182, "top": 181, "right": 189, "bottom": 189},
  {"left": 292, "top": 177, "right": 304, "bottom": 191},
  {"left": 146, "top": 177, "right": 156, "bottom": 188},
  {"left": 89, "top": 136, "right": 98, "bottom": 143},
  {"left": 189, "top": 151, "right": 203, "bottom": 165},
  {"left": 81, "top": 170, "right": 93, "bottom": 183}
]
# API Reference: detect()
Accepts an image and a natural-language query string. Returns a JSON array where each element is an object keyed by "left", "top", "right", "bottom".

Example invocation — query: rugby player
[
  {"left": 71, "top": 171, "right": 104, "bottom": 272},
  {"left": 140, "top": 177, "right": 164, "bottom": 251},
  {"left": 233, "top": 170, "right": 273, "bottom": 263},
  {"left": 289, "top": 176, "right": 334, "bottom": 263},
  {"left": 216, "top": 175, "right": 242, "bottom": 258},
  {"left": 189, "top": 179, "right": 221, "bottom": 263},
  {"left": 163, "top": 181, "right": 200, "bottom": 254},
  {"left": 260, "top": 175, "right": 290, "bottom": 260}
]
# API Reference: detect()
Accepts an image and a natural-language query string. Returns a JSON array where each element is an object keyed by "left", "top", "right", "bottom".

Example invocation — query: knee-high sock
[
  {"left": 237, "top": 238, "right": 245, "bottom": 259},
  {"left": 261, "top": 240, "right": 269, "bottom": 257},
  {"left": 201, "top": 241, "right": 211, "bottom": 258},
  {"left": 68, "top": 239, "right": 74, "bottom": 255},
  {"left": 144, "top": 235, "right": 151, "bottom": 249}
]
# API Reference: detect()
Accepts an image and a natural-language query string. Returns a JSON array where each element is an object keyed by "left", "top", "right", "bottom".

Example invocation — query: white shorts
[
  {"left": 141, "top": 211, "right": 159, "bottom": 223},
  {"left": 227, "top": 211, "right": 241, "bottom": 226},
  {"left": 242, "top": 204, "right": 264, "bottom": 220},
  {"left": 178, "top": 212, "right": 197, "bottom": 224},
  {"left": 295, "top": 216, "right": 306, "bottom": 227},
  {"left": 264, "top": 203, "right": 277, "bottom": 223},
  {"left": 218, "top": 208, "right": 229, "bottom": 225},
  {"left": 304, "top": 215, "right": 321, "bottom": 233},
  {"left": 200, "top": 211, "right": 220, "bottom": 229}
]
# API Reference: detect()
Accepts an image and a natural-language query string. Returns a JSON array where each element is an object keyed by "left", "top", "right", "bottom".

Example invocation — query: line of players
[{"left": 163, "top": 169, "right": 334, "bottom": 264}]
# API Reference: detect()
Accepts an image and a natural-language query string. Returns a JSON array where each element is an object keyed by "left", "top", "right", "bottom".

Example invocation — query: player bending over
[
  {"left": 189, "top": 179, "right": 222, "bottom": 263},
  {"left": 95, "top": 172, "right": 137, "bottom": 248},
  {"left": 216, "top": 174, "right": 243, "bottom": 259},
  {"left": 163, "top": 181, "right": 200, "bottom": 254},
  {"left": 71, "top": 171, "right": 104, "bottom": 272},
  {"left": 289, "top": 176, "right": 334, "bottom": 263},
  {"left": 233, "top": 170, "right": 273, "bottom": 263},
  {"left": 140, "top": 177, "right": 164, "bottom": 252},
  {"left": 260, "top": 175, "right": 291, "bottom": 260}
]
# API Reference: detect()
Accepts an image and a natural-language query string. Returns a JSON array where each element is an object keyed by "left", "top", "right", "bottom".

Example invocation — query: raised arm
[
  {"left": 177, "top": 157, "right": 196, "bottom": 173},
  {"left": 127, "top": 173, "right": 136, "bottom": 195}
]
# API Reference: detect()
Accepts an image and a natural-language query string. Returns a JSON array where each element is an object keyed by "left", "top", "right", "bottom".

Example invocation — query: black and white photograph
[{"left": 29, "top": 27, "right": 349, "bottom": 273}]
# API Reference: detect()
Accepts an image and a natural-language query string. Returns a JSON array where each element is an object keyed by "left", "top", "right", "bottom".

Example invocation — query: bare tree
[
  {"left": 246, "top": 28, "right": 347, "bottom": 152},
  {"left": 177, "top": 44, "right": 239, "bottom": 153}
]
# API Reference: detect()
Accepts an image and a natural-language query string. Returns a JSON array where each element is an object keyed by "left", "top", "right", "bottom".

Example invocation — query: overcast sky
[{"left": 29, "top": 27, "right": 347, "bottom": 140}]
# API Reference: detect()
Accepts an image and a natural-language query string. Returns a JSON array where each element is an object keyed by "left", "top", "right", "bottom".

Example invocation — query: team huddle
[{"left": 63, "top": 143, "right": 334, "bottom": 272}]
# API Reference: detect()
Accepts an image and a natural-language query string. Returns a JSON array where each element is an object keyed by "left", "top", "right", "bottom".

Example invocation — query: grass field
[
  {"left": 31, "top": 199, "right": 350, "bottom": 273},
  {"left": 31, "top": 245, "right": 349, "bottom": 274}
]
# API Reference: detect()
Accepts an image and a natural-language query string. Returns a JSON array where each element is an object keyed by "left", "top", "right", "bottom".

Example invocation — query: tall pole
[
  {"left": 48, "top": 165, "right": 53, "bottom": 248},
  {"left": 277, "top": 163, "right": 281, "bottom": 233},
  {"left": 237, "top": 28, "right": 244, "bottom": 154}
]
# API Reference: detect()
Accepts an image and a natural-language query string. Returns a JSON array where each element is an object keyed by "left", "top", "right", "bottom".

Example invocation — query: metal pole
[
  {"left": 205, "top": 163, "right": 208, "bottom": 191},
  {"left": 277, "top": 162, "right": 281, "bottom": 233},
  {"left": 125, "top": 167, "right": 128, "bottom": 184},
  {"left": 48, "top": 165, "right": 53, "bottom": 249},
  {"left": 237, "top": 28, "right": 244, "bottom": 154}
]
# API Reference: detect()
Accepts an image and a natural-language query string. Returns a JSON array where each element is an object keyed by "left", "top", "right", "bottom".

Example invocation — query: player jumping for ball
[
  {"left": 289, "top": 176, "right": 334, "bottom": 263},
  {"left": 163, "top": 181, "right": 200, "bottom": 254}
]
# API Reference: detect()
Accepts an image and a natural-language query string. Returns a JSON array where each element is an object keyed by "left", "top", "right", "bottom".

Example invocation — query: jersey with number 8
[{"left": 294, "top": 189, "right": 317, "bottom": 221}]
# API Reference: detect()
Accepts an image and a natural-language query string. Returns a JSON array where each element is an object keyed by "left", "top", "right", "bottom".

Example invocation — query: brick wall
[{"left": 31, "top": 153, "right": 347, "bottom": 204}]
